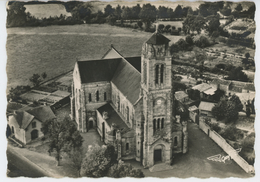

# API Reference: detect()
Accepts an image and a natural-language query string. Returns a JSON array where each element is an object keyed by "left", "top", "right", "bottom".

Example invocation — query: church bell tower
[{"left": 141, "top": 30, "right": 174, "bottom": 168}]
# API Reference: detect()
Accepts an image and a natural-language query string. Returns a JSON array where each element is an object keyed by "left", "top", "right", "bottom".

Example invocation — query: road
[{"left": 7, "top": 147, "right": 47, "bottom": 178}]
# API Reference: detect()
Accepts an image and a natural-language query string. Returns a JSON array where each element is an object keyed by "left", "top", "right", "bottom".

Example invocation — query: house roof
[
  {"left": 13, "top": 111, "right": 35, "bottom": 129},
  {"left": 97, "top": 103, "right": 128, "bottom": 131},
  {"left": 235, "top": 93, "right": 255, "bottom": 104},
  {"left": 192, "top": 83, "right": 212, "bottom": 92},
  {"left": 174, "top": 91, "right": 188, "bottom": 101},
  {"left": 77, "top": 58, "right": 121, "bottom": 83},
  {"left": 146, "top": 32, "right": 170, "bottom": 45},
  {"left": 26, "top": 106, "right": 56, "bottom": 123},
  {"left": 203, "top": 88, "right": 217, "bottom": 95},
  {"left": 111, "top": 59, "right": 141, "bottom": 104},
  {"left": 198, "top": 101, "right": 216, "bottom": 111},
  {"left": 188, "top": 105, "right": 198, "bottom": 112},
  {"left": 210, "top": 79, "right": 231, "bottom": 86}
]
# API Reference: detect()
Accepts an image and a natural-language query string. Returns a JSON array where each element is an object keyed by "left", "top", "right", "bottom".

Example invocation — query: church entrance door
[{"left": 154, "top": 149, "right": 162, "bottom": 163}]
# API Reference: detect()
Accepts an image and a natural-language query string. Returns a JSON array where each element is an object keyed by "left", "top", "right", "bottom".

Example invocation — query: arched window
[
  {"left": 113, "top": 129, "right": 116, "bottom": 136},
  {"left": 11, "top": 126, "right": 14, "bottom": 134},
  {"left": 89, "top": 93, "right": 92, "bottom": 102},
  {"left": 117, "top": 96, "right": 120, "bottom": 111},
  {"left": 157, "top": 118, "right": 160, "bottom": 129},
  {"left": 126, "top": 143, "right": 129, "bottom": 151},
  {"left": 104, "top": 92, "right": 107, "bottom": 101},
  {"left": 153, "top": 119, "right": 156, "bottom": 134},
  {"left": 161, "top": 118, "right": 164, "bottom": 129},
  {"left": 96, "top": 91, "right": 99, "bottom": 101},
  {"left": 155, "top": 65, "right": 159, "bottom": 84},
  {"left": 143, "top": 61, "right": 147, "bottom": 84},
  {"left": 126, "top": 106, "right": 129, "bottom": 122},
  {"left": 174, "top": 137, "right": 178, "bottom": 147},
  {"left": 160, "top": 65, "right": 164, "bottom": 83}
]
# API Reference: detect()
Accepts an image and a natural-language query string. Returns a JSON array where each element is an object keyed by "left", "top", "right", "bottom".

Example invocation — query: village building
[
  {"left": 71, "top": 31, "right": 188, "bottom": 170},
  {"left": 7, "top": 105, "right": 56, "bottom": 145},
  {"left": 198, "top": 101, "right": 216, "bottom": 118}
]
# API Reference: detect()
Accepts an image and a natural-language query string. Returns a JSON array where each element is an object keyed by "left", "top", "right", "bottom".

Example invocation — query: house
[
  {"left": 198, "top": 101, "right": 216, "bottom": 117},
  {"left": 235, "top": 92, "right": 255, "bottom": 111},
  {"left": 188, "top": 105, "right": 199, "bottom": 124},
  {"left": 174, "top": 91, "right": 189, "bottom": 103},
  {"left": 7, "top": 106, "right": 56, "bottom": 145},
  {"left": 71, "top": 31, "right": 188, "bottom": 169},
  {"left": 191, "top": 83, "right": 217, "bottom": 100}
]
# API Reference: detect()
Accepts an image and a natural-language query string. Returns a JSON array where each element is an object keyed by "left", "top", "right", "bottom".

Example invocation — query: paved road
[{"left": 7, "top": 148, "right": 47, "bottom": 178}]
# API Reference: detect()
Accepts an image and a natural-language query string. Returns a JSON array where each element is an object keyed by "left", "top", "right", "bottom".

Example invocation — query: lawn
[{"left": 6, "top": 24, "right": 184, "bottom": 91}]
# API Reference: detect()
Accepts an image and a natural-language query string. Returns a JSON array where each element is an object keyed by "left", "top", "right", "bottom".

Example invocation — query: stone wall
[{"left": 199, "top": 119, "right": 254, "bottom": 174}]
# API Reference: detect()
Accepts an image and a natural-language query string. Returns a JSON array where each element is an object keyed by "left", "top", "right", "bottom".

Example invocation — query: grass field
[{"left": 6, "top": 24, "right": 184, "bottom": 91}]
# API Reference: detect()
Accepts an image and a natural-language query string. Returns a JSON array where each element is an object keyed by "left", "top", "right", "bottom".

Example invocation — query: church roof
[
  {"left": 97, "top": 103, "right": 128, "bottom": 131},
  {"left": 77, "top": 58, "right": 121, "bottom": 83},
  {"left": 124, "top": 56, "right": 141, "bottom": 73},
  {"left": 146, "top": 32, "right": 170, "bottom": 45},
  {"left": 111, "top": 59, "right": 141, "bottom": 104}
]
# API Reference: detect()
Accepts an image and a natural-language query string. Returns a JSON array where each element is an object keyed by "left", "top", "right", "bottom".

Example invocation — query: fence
[{"left": 199, "top": 119, "right": 254, "bottom": 174}]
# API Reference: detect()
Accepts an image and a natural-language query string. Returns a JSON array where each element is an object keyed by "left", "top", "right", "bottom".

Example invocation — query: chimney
[
  {"left": 176, "top": 115, "right": 180, "bottom": 123},
  {"left": 103, "top": 111, "right": 108, "bottom": 120}
]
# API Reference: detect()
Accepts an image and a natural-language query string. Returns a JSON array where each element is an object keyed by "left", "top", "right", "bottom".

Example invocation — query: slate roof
[
  {"left": 26, "top": 106, "right": 56, "bottom": 123},
  {"left": 111, "top": 59, "right": 141, "bottom": 104},
  {"left": 13, "top": 111, "right": 34, "bottom": 129},
  {"left": 77, "top": 58, "right": 121, "bottom": 83},
  {"left": 124, "top": 56, "right": 141, "bottom": 73},
  {"left": 198, "top": 101, "right": 216, "bottom": 112},
  {"left": 146, "top": 32, "right": 170, "bottom": 45},
  {"left": 244, "top": 83, "right": 255, "bottom": 91},
  {"left": 97, "top": 103, "right": 128, "bottom": 131},
  {"left": 203, "top": 88, "right": 217, "bottom": 95}
]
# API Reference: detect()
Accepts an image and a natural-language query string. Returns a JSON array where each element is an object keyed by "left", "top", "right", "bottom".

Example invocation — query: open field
[{"left": 6, "top": 24, "right": 185, "bottom": 91}]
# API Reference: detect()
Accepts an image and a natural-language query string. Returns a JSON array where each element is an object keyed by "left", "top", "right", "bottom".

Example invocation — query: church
[{"left": 70, "top": 30, "right": 188, "bottom": 170}]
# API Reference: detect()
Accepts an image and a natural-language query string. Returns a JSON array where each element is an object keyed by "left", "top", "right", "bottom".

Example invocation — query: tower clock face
[{"left": 154, "top": 98, "right": 166, "bottom": 115}]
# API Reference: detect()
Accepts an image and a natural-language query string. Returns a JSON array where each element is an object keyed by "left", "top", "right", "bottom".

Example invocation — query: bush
[
  {"left": 172, "top": 26, "right": 176, "bottom": 30},
  {"left": 219, "top": 37, "right": 227, "bottom": 43},
  {"left": 171, "top": 29, "right": 179, "bottom": 35},
  {"left": 221, "top": 125, "right": 237, "bottom": 141}
]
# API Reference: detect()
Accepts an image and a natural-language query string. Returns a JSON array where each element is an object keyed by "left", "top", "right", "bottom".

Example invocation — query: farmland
[{"left": 6, "top": 24, "right": 185, "bottom": 91}]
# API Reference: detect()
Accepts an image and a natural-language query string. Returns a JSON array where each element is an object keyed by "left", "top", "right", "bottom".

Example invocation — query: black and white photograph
[{"left": 3, "top": 0, "right": 258, "bottom": 179}]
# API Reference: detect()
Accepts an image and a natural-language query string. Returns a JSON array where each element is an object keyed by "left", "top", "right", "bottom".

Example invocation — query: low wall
[{"left": 199, "top": 120, "right": 254, "bottom": 174}]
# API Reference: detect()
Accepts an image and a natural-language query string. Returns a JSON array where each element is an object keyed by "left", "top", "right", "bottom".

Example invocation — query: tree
[
  {"left": 41, "top": 72, "right": 47, "bottom": 80},
  {"left": 121, "top": 7, "right": 132, "bottom": 20},
  {"left": 167, "top": 8, "right": 174, "bottom": 18},
  {"left": 198, "top": 3, "right": 210, "bottom": 17},
  {"left": 175, "top": 38, "right": 189, "bottom": 51},
  {"left": 195, "top": 36, "right": 211, "bottom": 48},
  {"left": 213, "top": 88, "right": 225, "bottom": 101},
  {"left": 137, "top": 21, "right": 143, "bottom": 29},
  {"left": 107, "top": 160, "right": 144, "bottom": 178},
  {"left": 225, "top": 102, "right": 238, "bottom": 123},
  {"left": 131, "top": 4, "right": 141, "bottom": 19},
  {"left": 68, "top": 147, "right": 85, "bottom": 177},
  {"left": 174, "top": 5, "right": 183, "bottom": 18},
  {"left": 185, "top": 35, "right": 193, "bottom": 45},
  {"left": 207, "top": 17, "right": 220, "bottom": 35},
  {"left": 71, "top": 3, "right": 93, "bottom": 22},
  {"left": 114, "top": 5, "right": 122, "bottom": 20},
  {"left": 47, "top": 117, "right": 83, "bottom": 166},
  {"left": 139, "top": 4, "right": 157, "bottom": 31},
  {"left": 80, "top": 144, "right": 117, "bottom": 177},
  {"left": 226, "top": 66, "right": 249, "bottom": 82},
  {"left": 246, "top": 106, "right": 251, "bottom": 117},
  {"left": 157, "top": 6, "right": 168, "bottom": 19},
  {"left": 7, "top": 2, "right": 27, "bottom": 27},
  {"left": 212, "top": 97, "right": 227, "bottom": 120},
  {"left": 235, "top": 4, "right": 243, "bottom": 12},
  {"left": 182, "top": 15, "right": 205, "bottom": 34},
  {"left": 29, "top": 73, "right": 42, "bottom": 87},
  {"left": 229, "top": 94, "right": 243, "bottom": 112},
  {"left": 7, "top": 85, "right": 30, "bottom": 101},
  {"left": 220, "top": 7, "right": 231, "bottom": 16},
  {"left": 104, "top": 4, "right": 115, "bottom": 17}
]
